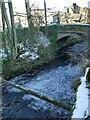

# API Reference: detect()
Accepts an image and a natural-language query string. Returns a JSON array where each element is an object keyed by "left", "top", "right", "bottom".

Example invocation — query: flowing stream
[{"left": 2, "top": 42, "right": 88, "bottom": 119}]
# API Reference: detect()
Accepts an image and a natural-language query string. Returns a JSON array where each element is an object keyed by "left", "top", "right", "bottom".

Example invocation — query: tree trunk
[
  {"left": 8, "top": 0, "right": 17, "bottom": 59},
  {"left": 3, "top": 79, "right": 72, "bottom": 111},
  {"left": 24, "top": 0, "right": 36, "bottom": 45},
  {"left": 24, "top": 0, "right": 31, "bottom": 28},
  {"left": 44, "top": 0, "right": 48, "bottom": 36},
  {"left": 2, "top": 0, "right": 13, "bottom": 56},
  {"left": 1, "top": 2, "right": 8, "bottom": 55}
]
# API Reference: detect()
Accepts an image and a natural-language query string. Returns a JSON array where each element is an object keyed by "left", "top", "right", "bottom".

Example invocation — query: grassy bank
[
  {"left": 2, "top": 54, "right": 58, "bottom": 80},
  {"left": 1, "top": 25, "right": 59, "bottom": 80}
]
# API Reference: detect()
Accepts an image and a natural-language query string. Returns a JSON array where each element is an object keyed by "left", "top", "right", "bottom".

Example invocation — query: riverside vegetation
[{"left": 2, "top": 25, "right": 58, "bottom": 80}]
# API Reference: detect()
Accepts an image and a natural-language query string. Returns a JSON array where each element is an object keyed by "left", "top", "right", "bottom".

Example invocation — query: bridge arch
[
  {"left": 56, "top": 32, "right": 87, "bottom": 52},
  {"left": 57, "top": 32, "right": 86, "bottom": 42}
]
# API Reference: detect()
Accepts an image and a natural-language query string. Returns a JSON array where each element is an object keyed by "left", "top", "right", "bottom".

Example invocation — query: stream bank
[{"left": 72, "top": 68, "right": 89, "bottom": 119}]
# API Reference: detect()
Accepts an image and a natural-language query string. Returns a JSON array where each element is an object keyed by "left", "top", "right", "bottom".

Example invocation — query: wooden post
[
  {"left": 8, "top": 0, "right": 17, "bottom": 59},
  {"left": 3, "top": 79, "right": 72, "bottom": 111}
]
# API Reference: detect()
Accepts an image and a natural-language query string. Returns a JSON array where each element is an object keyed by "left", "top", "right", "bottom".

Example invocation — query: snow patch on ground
[
  {"left": 0, "top": 49, "right": 7, "bottom": 58},
  {"left": 72, "top": 67, "right": 89, "bottom": 119},
  {"left": 37, "top": 32, "right": 50, "bottom": 47},
  {"left": 19, "top": 51, "right": 39, "bottom": 60}
]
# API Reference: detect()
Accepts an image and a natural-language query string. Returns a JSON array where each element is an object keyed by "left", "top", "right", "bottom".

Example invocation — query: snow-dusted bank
[
  {"left": 72, "top": 67, "right": 90, "bottom": 119},
  {"left": 0, "top": 49, "right": 6, "bottom": 58}
]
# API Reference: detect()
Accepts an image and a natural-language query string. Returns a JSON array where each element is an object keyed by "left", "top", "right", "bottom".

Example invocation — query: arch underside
[
  {"left": 56, "top": 33, "right": 86, "bottom": 52},
  {"left": 57, "top": 33, "right": 85, "bottom": 42}
]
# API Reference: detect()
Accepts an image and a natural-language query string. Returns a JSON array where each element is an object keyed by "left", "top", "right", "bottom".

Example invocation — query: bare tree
[
  {"left": 24, "top": 0, "right": 31, "bottom": 27},
  {"left": 2, "top": 0, "right": 13, "bottom": 56},
  {"left": 1, "top": 1, "right": 8, "bottom": 54},
  {"left": 24, "top": 0, "right": 36, "bottom": 45},
  {"left": 44, "top": 0, "right": 48, "bottom": 36},
  {"left": 8, "top": 0, "right": 17, "bottom": 59},
  {"left": 33, "top": 10, "right": 44, "bottom": 32}
]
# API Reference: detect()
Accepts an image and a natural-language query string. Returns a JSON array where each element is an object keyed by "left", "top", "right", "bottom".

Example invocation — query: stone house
[
  {"left": 53, "top": 3, "right": 90, "bottom": 24},
  {"left": 66, "top": 3, "right": 80, "bottom": 14},
  {"left": 87, "top": 1, "right": 90, "bottom": 23}
]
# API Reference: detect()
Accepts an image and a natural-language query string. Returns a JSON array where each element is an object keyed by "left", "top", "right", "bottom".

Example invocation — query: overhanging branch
[{"left": 2, "top": 79, "right": 72, "bottom": 111}]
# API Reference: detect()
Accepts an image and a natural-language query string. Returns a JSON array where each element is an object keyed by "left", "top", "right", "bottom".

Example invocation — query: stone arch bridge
[
  {"left": 57, "top": 24, "right": 89, "bottom": 41},
  {"left": 56, "top": 24, "right": 90, "bottom": 50}
]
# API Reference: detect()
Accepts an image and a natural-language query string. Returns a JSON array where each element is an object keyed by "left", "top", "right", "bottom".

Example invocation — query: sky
[
  {"left": 11, "top": 0, "right": 90, "bottom": 13},
  {"left": 0, "top": 0, "right": 89, "bottom": 31}
]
